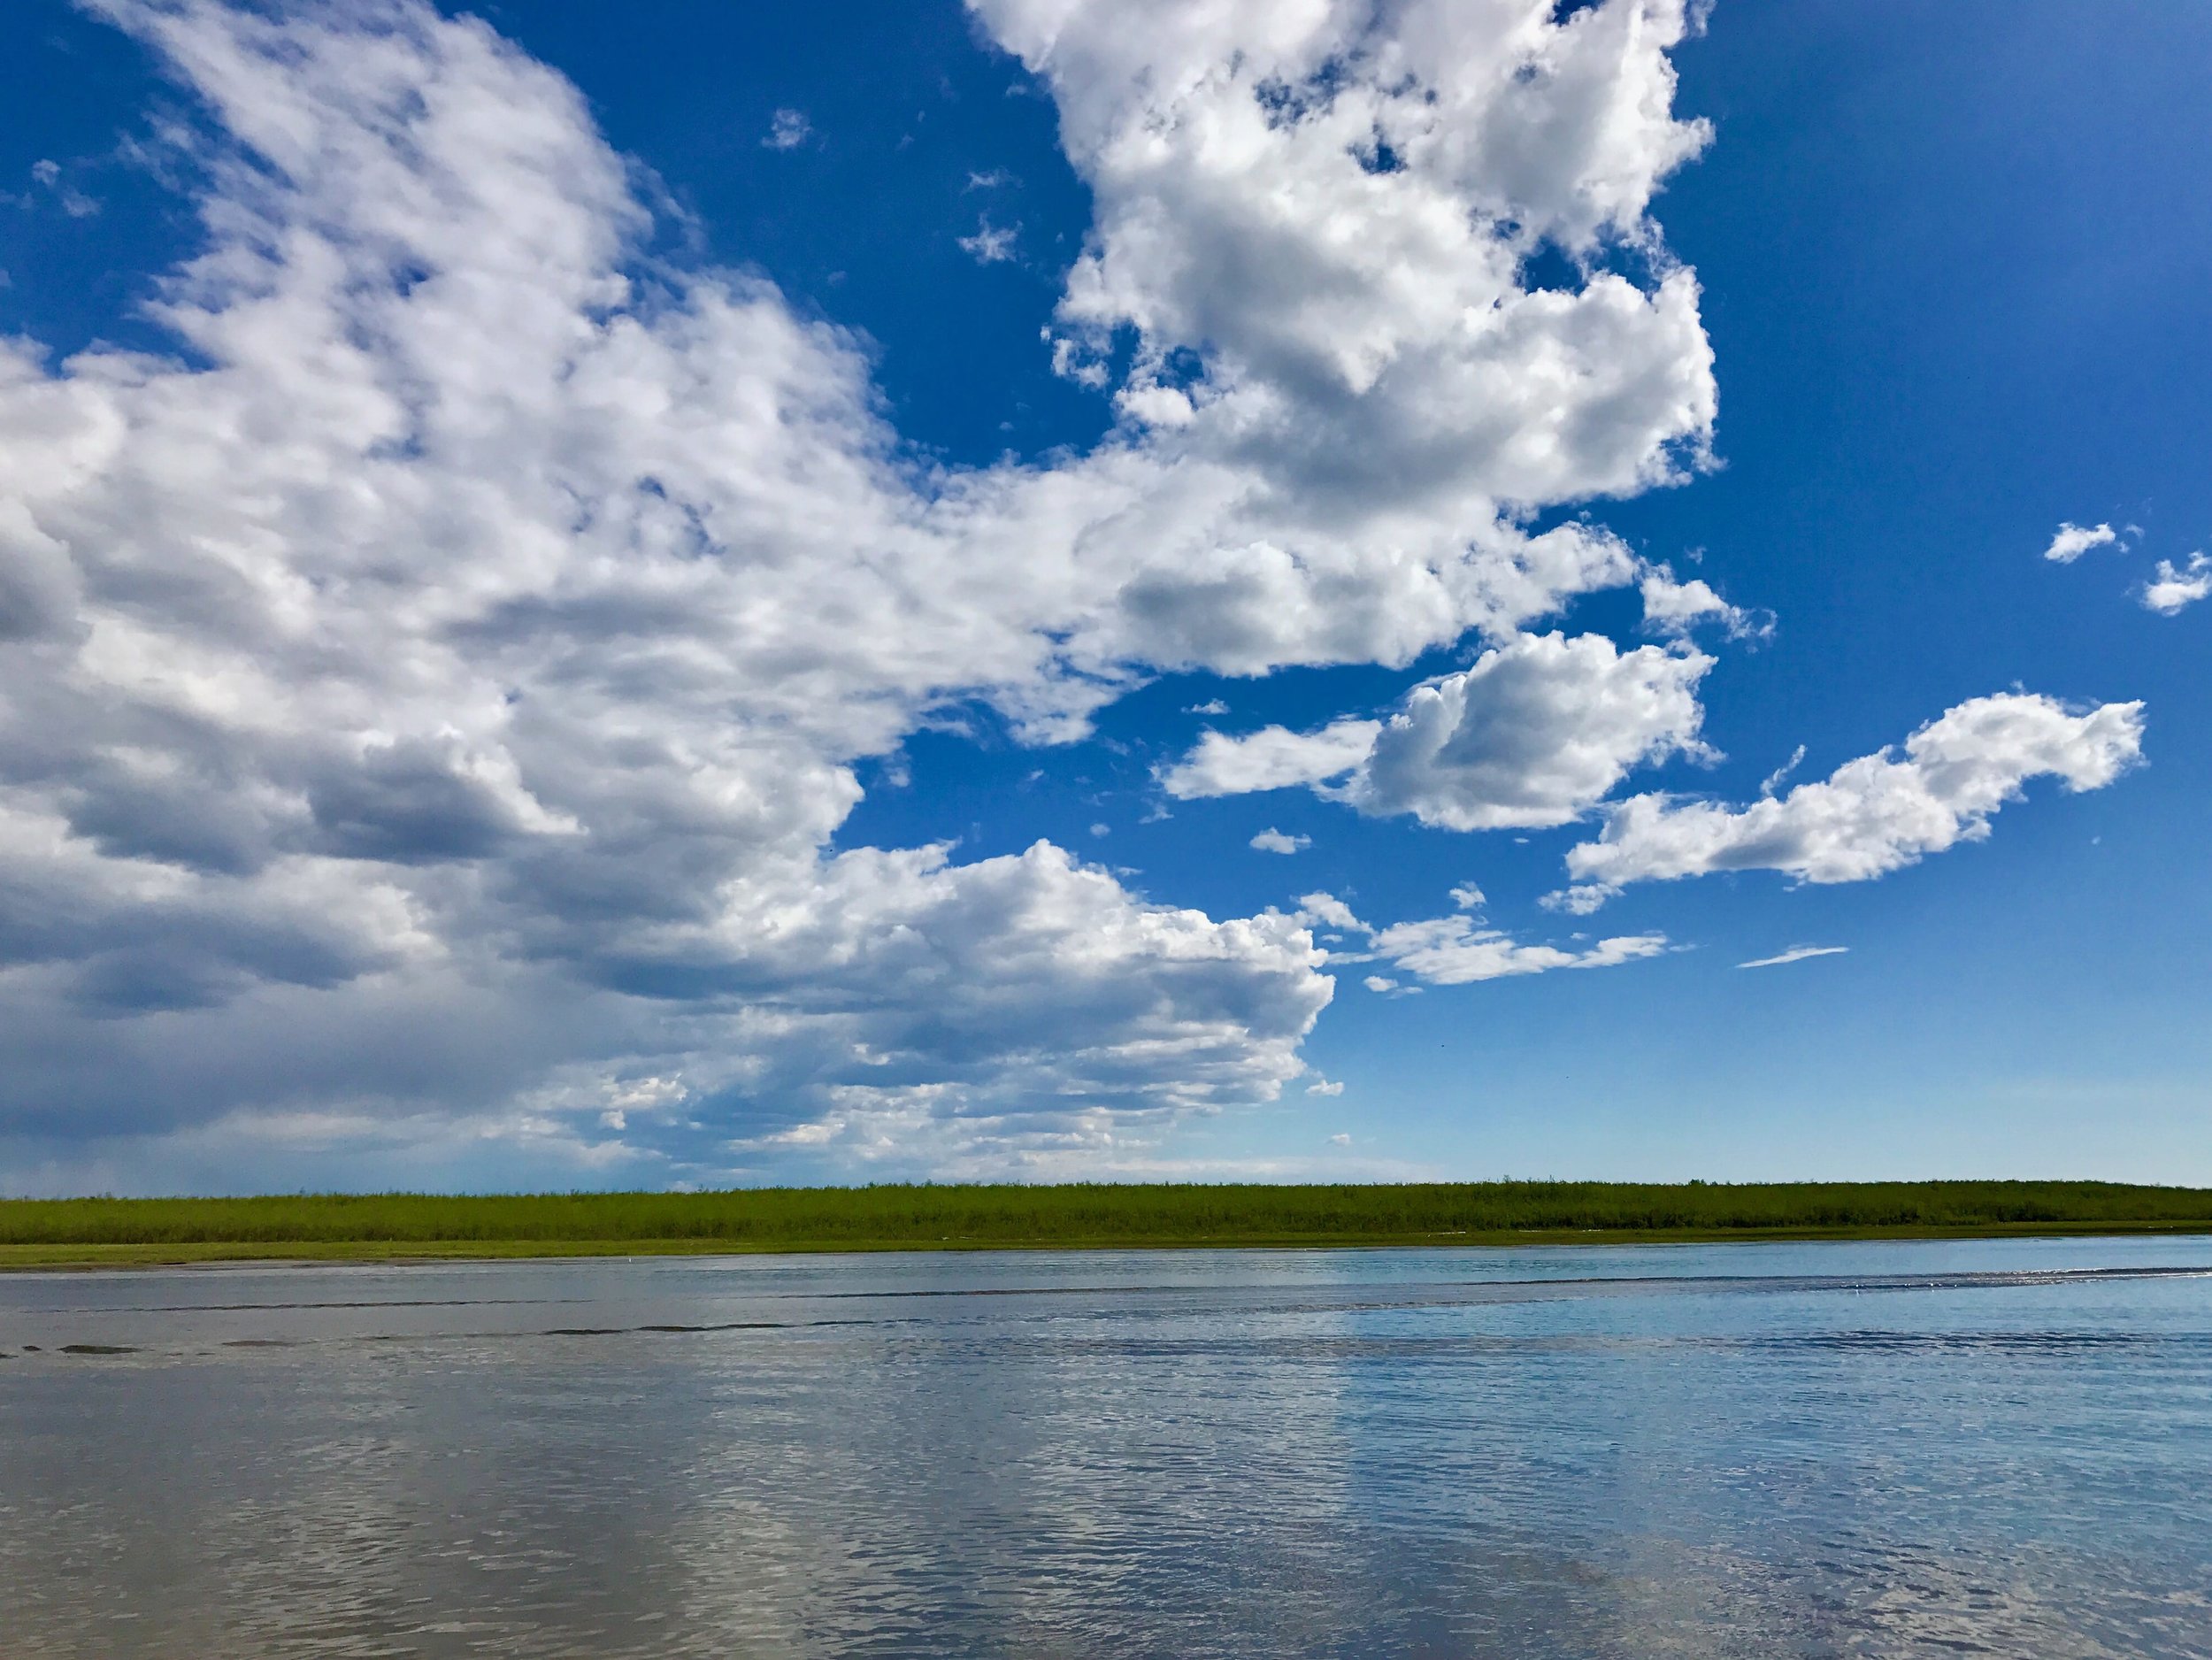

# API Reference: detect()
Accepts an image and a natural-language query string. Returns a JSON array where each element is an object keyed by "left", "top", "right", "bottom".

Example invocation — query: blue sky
[{"left": 0, "top": 0, "right": 2205, "bottom": 1194}]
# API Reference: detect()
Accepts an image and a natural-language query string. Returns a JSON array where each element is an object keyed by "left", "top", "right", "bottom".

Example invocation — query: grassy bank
[{"left": 3, "top": 1180, "right": 2209, "bottom": 1269}]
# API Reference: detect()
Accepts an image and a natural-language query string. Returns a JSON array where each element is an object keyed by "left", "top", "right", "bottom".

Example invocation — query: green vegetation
[{"left": 3, "top": 1180, "right": 2209, "bottom": 1268}]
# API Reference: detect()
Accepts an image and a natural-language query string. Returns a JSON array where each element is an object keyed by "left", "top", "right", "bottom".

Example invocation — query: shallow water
[{"left": 2, "top": 1236, "right": 2208, "bottom": 1658}]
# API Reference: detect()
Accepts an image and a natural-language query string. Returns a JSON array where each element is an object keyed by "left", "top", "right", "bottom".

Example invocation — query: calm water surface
[{"left": 2, "top": 1236, "right": 2208, "bottom": 1658}]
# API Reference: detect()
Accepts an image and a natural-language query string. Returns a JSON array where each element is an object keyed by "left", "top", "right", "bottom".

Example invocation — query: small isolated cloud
[
  {"left": 965, "top": 168, "right": 1016, "bottom": 190},
  {"left": 1328, "top": 1131, "right": 1351, "bottom": 1145},
  {"left": 1539, "top": 884, "right": 1614, "bottom": 916},
  {"left": 1448, "top": 881, "right": 1486, "bottom": 911},
  {"left": 762, "top": 109, "right": 811, "bottom": 150},
  {"left": 1250, "top": 827, "right": 1310, "bottom": 854},
  {"left": 958, "top": 217, "right": 1018, "bottom": 264},
  {"left": 1738, "top": 944, "right": 1848, "bottom": 970},
  {"left": 2142, "top": 553, "right": 2210, "bottom": 616},
  {"left": 1306, "top": 1078, "right": 1344, "bottom": 1097},
  {"left": 1304, "top": 891, "right": 1663, "bottom": 988},
  {"left": 1639, "top": 562, "right": 1769, "bottom": 641},
  {"left": 2043, "top": 522, "right": 2120, "bottom": 564},
  {"left": 1185, "top": 699, "right": 1229, "bottom": 716},
  {"left": 28, "top": 158, "right": 98, "bottom": 218},
  {"left": 1088, "top": 821, "right": 1110, "bottom": 838}
]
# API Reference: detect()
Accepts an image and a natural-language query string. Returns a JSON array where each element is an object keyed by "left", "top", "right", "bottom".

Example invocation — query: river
[{"left": 4, "top": 1235, "right": 2208, "bottom": 1656}]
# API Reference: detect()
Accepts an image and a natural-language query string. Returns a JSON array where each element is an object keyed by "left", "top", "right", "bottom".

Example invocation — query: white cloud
[
  {"left": 1306, "top": 1078, "right": 1344, "bottom": 1097},
  {"left": 956, "top": 216, "right": 1018, "bottom": 264},
  {"left": 1737, "top": 944, "right": 1847, "bottom": 969},
  {"left": 1298, "top": 888, "right": 1663, "bottom": 988},
  {"left": 763, "top": 108, "right": 811, "bottom": 150},
  {"left": 1760, "top": 744, "right": 1807, "bottom": 797},
  {"left": 1327, "top": 1130, "right": 1350, "bottom": 1144},
  {"left": 1294, "top": 892, "right": 1364, "bottom": 934},
  {"left": 2042, "top": 521, "right": 2119, "bottom": 564},
  {"left": 1568, "top": 694, "right": 2146, "bottom": 890},
  {"left": 0, "top": 0, "right": 1787, "bottom": 1183},
  {"left": 2142, "top": 552, "right": 2210, "bottom": 616},
  {"left": 1184, "top": 698, "right": 1228, "bottom": 716},
  {"left": 1539, "top": 883, "right": 1615, "bottom": 915},
  {"left": 1249, "top": 827, "right": 1310, "bottom": 854},
  {"left": 957, "top": 0, "right": 1721, "bottom": 683},
  {"left": 1162, "top": 720, "right": 1381, "bottom": 798},
  {"left": 1448, "top": 881, "right": 1486, "bottom": 911},
  {"left": 28, "top": 158, "right": 101, "bottom": 219},
  {"left": 979, "top": 0, "right": 1717, "bottom": 520},
  {"left": 1368, "top": 914, "right": 1666, "bottom": 984},
  {"left": 1162, "top": 632, "right": 1714, "bottom": 830},
  {"left": 1639, "top": 561, "right": 1768, "bottom": 639},
  {"left": 1347, "top": 634, "right": 1713, "bottom": 828}
]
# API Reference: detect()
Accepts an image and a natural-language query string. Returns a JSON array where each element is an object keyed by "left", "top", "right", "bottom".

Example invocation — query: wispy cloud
[
  {"left": 1249, "top": 827, "right": 1309, "bottom": 854},
  {"left": 1737, "top": 945, "right": 1848, "bottom": 969},
  {"left": 957, "top": 216, "right": 1018, "bottom": 264},
  {"left": 762, "top": 108, "right": 810, "bottom": 150}
]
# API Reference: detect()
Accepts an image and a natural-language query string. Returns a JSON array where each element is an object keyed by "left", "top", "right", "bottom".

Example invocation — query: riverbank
[{"left": 5, "top": 1180, "right": 2210, "bottom": 1269}]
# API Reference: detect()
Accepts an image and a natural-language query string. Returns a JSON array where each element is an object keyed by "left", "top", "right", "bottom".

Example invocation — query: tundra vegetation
[{"left": 3, "top": 1180, "right": 2208, "bottom": 1268}]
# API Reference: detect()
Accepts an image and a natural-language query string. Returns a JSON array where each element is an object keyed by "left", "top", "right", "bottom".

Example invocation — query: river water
[{"left": 2, "top": 1235, "right": 2208, "bottom": 1658}]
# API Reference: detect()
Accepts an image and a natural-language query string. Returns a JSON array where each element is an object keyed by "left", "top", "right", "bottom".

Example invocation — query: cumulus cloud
[
  {"left": 1737, "top": 944, "right": 1847, "bottom": 969},
  {"left": 2042, "top": 521, "right": 2119, "bottom": 564},
  {"left": 1249, "top": 827, "right": 1310, "bottom": 854},
  {"left": 2142, "top": 553, "right": 2210, "bottom": 616},
  {"left": 1348, "top": 634, "right": 1714, "bottom": 828},
  {"left": 1162, "top": 632, "right": 1713, "bottom": 830},
  {"left": 1162, "top": 721, "right": 1381, "bottom": 798},
  {"left": 1639, "top": 561, "right": 1768, "bottom": 640},
  {"left": 0, "top": 0, "right": 1737, "bottom": 1184},
  {"left": 980, "top": 0, "right": 1717, "bottom": 517},
  {"left": 963, "top": 0, "right": 1720, "bottom": 683},
  {"left": 1566, "top": 694, "right": 2146, "bottom": 890}
]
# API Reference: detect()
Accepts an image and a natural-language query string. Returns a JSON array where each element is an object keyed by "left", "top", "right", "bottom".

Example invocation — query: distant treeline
[{"left": 4, "top": 1180, "right": 2210, "bottom": 1261}]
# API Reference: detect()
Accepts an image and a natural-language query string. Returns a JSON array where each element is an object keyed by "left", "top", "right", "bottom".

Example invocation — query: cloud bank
[{"left": 0, "top": 0, "right": 1732, "bottom": 1187}]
